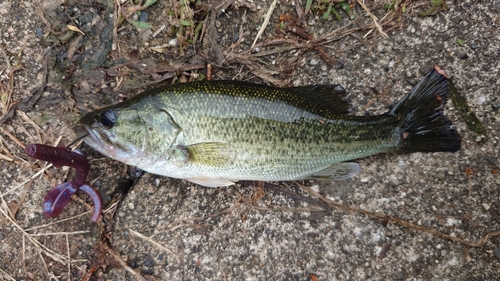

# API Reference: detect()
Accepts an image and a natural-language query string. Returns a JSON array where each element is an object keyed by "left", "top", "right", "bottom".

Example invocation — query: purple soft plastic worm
[
  {"left": 25, "top": 143, "right": 101, "bottom": 222},
  {"left": 79, "top": 184, "right": 102, "bottom": 222},
  {"left": 25, "top": 144, "right": 89, "bottom": 187},
  {"left": 69, "top": 149, "right": 90, "bottom": 187},
  {"left": 43, "top": 182, "right": 78, "bottom": 218}
]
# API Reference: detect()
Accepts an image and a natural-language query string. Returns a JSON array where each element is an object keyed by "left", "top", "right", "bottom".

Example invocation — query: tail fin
[{"left": 389, "top": 69, "right": 461, "bottom": 153}]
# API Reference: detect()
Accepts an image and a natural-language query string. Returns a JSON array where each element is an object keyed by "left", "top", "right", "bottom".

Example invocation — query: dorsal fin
[{"left": 286, "top": 84, "right": 351, "bottom": 115}]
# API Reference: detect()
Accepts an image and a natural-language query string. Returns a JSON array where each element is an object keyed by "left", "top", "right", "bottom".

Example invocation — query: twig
[
  {"left": 35, "top": 5, "right": 63, "bottom": 36},
  {"left": 112, "top": 0, "right": 121, "bottom": 51},
  {"left": 17, "top": 110, "right": 45, "bottom": 144},
  {"left": 0, "top": 266, "right": 16, "bottom": 281},
  {"left": 128, "top": 228, "right": 175, "bottom": 255},
  {"left": 357, "top": 0, "right": 388, "bottom": 38},
  {"left": 66, "top": 234, "right": 71, "bottom": 280},
  {"left": 1, "top": 135, "right": 62, "bottom": 199},
  {"left": 2, "top": 179, "right": 32, "bottom": 224},
  {"left": 24, "top": 212, "right": 92, "bottom": 232},
  {"left": 298, "top": 183, "right": 500, "bottom": 247},
  {"left": 0, "top": 201, "right": 53, "bottom": 278},
  {"left": 100, "top": 243, "right": 147, "bottom": 281},
  {"left": 228, "top": 8, "right": 247, "bottom": 51},
  {"left": 0, "top": 46, "right": 11, "bottom": 69},
  {"left": 214, "top": 0, "right": 237, "bottom": 15},
  {"left": 251, "top": 205, "right": 324, "bottom": 213},
  {"left": 0, "top": 127, "right": 25, "bottom": 149},
  {"left": 22, "top": 235, "right": 26, "bottom": 276},
  {"left": 154, "top": 203, "right": 243, "bottom": 234},
  {"left": 262, "top": 182, "right": 329, "bottom": 208},
  {"left": 206, "top": 10, "right": 224, "bottom": 64},
  {"left": 29, "top": 231, "right": 90, "bottom": 236},
  {"left": 251, "top": 0, "right": 278, "bottom": 48},
  {"left": 0, "top": 153, "right": 13, "bottom": 161}
]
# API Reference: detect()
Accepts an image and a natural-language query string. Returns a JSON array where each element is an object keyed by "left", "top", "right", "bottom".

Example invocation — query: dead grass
[{"left": 0, "top": 46, "right": 24, "bottom": 124}]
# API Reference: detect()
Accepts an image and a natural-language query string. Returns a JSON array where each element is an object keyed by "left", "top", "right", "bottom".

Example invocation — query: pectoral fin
[
  {"left": 184, "top": 142, "right": 235, "bottom": 167},
  {"left": 306, "top": 162, "right": 360, "bottom": 181}
]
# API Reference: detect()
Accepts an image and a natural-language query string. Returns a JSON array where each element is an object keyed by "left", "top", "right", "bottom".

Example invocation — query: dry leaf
[{"left": 67, "top": 24, "right": 85, "bottom": 35}]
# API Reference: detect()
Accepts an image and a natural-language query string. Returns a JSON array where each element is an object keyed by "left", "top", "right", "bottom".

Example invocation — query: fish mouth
[{"left": 75, "top": 125, "right": 114, "bottom": 157}]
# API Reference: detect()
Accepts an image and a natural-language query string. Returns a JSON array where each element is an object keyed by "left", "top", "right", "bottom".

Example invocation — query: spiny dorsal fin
[{"left": 287, "top": 84, "right": 351, "bottom": 115}]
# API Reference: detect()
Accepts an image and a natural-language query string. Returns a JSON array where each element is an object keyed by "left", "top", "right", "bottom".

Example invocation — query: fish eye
[{"left": 100, "top": 110, "right": 116, "bottom": 129}]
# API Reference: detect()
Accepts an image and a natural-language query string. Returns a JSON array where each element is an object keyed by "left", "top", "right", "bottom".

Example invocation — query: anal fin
[{"left": 306, "top": 162, "right": 360, "bottom": 181}]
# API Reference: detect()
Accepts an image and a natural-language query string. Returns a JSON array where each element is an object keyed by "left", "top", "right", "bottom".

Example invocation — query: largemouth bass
[{"left": 76, "top": 69, "right": 461, "bottom": 187}]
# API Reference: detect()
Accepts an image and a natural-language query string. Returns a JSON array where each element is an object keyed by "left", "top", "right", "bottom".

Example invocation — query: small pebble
[
  {"left": 168, "top": 38, "right": 178, "bottom": 47},
  {"left": 334, "top": 60, "right": 344, "bottom": 70},
  {"left": 435, "top": 172, "right": 445, "bottom": 180},
  {"left": 36, "top": 27, "right": 43, "bottom": 38},
  {"left": 142, "top": 267, "right": 154, "bottom": 275},
  {"left": 143, "top": 255, "right": 156, "bottom": 267},
  {"left": 470, "top": 43, "right": 478, "bottom": 50},
  {"left": 494, "top": 248, "right": 500, "bottom": 260},
  {"left": 139, "top": 11, "right": 148, "bottom": 22},
  {"left": 310, "top": 58, "right": 319, "bottom": 65},
  {"left": 482, "top": 203, "right": 490, "bottom": 211},
  {"left": 129, "top": 166, "right": 143, "bottom": 178},
  {"left": 93, "top": 180, "right": 102, "bottom": 188},
  {"left": 491, "top": 102, "right": 500, "bottom": 110}
]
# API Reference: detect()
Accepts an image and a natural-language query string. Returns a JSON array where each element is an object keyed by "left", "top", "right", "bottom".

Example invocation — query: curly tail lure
[{"left": 25, "top": 144, "right": 102, "bottom": 222}]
